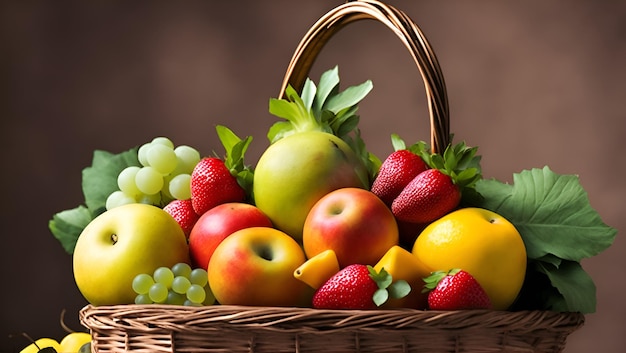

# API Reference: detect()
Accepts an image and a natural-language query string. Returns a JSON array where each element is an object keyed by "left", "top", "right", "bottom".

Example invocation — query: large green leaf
[{"left": 475, "top": 166, "right": 616, "bottom": 261}]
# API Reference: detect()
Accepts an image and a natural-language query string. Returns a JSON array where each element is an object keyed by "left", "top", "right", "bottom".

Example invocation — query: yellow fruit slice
[
  {"left": 294, "top": 249, "right": 340, "bottom": 289},
  {"left": 20, "top": 338, "right": 61, "bottom": 353},
  {"left": 59, "top": 332, "right": 91, "bottom": 352},
  {"left": 412, "top": 207, "right": 527, "bottom": 310},
  {"left": 374, "top": 245, "right": 431, "bottom": 309}
]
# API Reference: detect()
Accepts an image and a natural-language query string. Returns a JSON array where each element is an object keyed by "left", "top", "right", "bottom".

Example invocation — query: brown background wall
[{"left": 1, "top": 1, "right": 624, "bottom": 352}]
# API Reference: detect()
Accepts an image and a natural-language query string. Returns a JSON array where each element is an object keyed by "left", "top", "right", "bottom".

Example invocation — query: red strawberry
[
  {"left": 312, "top": 264, "right": 410, "bottom": 309},
  {"left": 391, "top": 169, "right": 460, "bottom": 224},
  {"left": 371, "top": 149, "right": 428, "bottom": 206},
  {"left": 163, "top": 199, "right": 199, "bottom": 238},
  {"left": 190, "top": 157, "right": 246, "bottom": 215},
  {"left": 391, "top": 141, "right": 482, "bottom": 224},
  {"left": 423, "top": 269, "right": 491, "bottom": 310}
]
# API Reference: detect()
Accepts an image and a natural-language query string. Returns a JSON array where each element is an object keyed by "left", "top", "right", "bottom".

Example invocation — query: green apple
[
  {"left": 207, "top": 226, "right": 311, "bottom": 306},
  {"left": 73, "top": 203, "right": 190, "bottom": 306},
  {"left": 302, "top": 187, "right": 399, "bottom": 268},
  {"left": 253, "top": 131, "right": 369, "bottom": 240}
]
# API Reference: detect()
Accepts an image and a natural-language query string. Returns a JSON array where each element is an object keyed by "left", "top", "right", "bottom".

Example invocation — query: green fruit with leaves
[{"left": 253, "top": 67, "right": 377, "bottom": 240}]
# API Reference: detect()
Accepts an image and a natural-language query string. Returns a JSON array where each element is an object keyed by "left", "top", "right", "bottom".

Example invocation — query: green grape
[
  {"left": 189, "top": 268, "right": 208, "bottom": 287},
  {"left": 174, "top": 145, "right": 201, "bottom": 174},
  {"left": 148, "top": 283, "right": 168, "bottom": 303},
  {"left": 183, "top": 300, "right": 202, "bottom": 307},
  {"left": 171, "top": 263, "right": 192, "bottom": 277},
  {"left": 135, "top": 294, "right": 153, "bottom": 304},
  {"left": 105, "top": 190, "right": 136, "bottom": 210},
  {"left": 186, "top": 284, "right": 206, "bottom": 304},
  {"left": 132, "top": 273, "right": 155, "bottom": 294},
  {"left": 168, "top": 174, "right": 191, "bottom": 200},
  {"left": 135, "top": 166, "right": 164, "bottom": 195},
  {"left": 166, "top": 291, "right": 186, "bottom": 305},
  {"left": 171, "top": 276, "right": 191, "bottom": 294},
  {"left": 151, "top": 137, "right": 175, "bottom": 149},
  {"left": 117, "top": 166, "right": 142, "bottom": 197},
  {"left": 138, "top": 143, "right": 153, "bottom": 167},
  {"left": 153, "top": 267, "right": 175, "bottom": 287},
  {"left": 137, "top": 192, "right": 161, "bottom": 206},
  {"left": 147, "top": 144, "right": 178, "bottom": 175}
]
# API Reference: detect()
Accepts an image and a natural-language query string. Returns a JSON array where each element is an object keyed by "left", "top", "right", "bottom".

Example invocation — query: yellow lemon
[
  {"left": 59, "top": 332, "right": 91, "bottom": 352},
  {"left": 412, "top": 207, "right": 527, "bottom": 310},
  {"left": 20, "top": 338, "right": 61, "bottom": 353}
]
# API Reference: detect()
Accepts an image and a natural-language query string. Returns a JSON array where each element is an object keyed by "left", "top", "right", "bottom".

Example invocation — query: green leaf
[
  {"left": 538, "top": 260, "right": 596, "bottom": 313},
  {"left": 300, "top": 78, "right": 317, "bottom": 111},
  {"left": 267, "top": 121, "right": 294, "bottom": 144},
  {"left": 388, "top": 280, "right": 411, "bottom": 299},
  {"left": 314, "top": 66, "right": 340, "bottom": 114},
  {"left": 82, "top": 148, "right": 140, "bottom": 215},
  {"left": 50, "top": 147, "right": 140, "bottom": 254},
  {"left": 48, "top": 206, "right": 92, "bottom": 254},
  {"left": 324, "top": 80, "right": 373, "bottom": 114},
  {"left": 474, "top": 166, "right": 616, "bottom": 261},
  {"left": 373, "top": 288, "right": 390, "bottom": 307},
  {"left": 391, "top": 134, "right": 406, "bottom": 151}
]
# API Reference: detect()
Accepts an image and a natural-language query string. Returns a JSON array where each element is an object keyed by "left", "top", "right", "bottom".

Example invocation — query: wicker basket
[{"left": 79, "top": 1, "right": 586, "bottom": 352}]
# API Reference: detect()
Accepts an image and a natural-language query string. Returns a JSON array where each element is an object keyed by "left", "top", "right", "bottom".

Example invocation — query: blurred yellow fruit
[
  {"left": 20, "top": 338, "right": 61, "bottom": 353},
  {"left": 294, "top": 249, "right": 340, "bottom": 289},
  {"left": 59, "top": 332, "right": 91, "bottom": 352},
  {"left": 374, "top": 245, "right": 430, "bottom": 309},
  {"left": 412, "top": 207, "right": 527, "bottom": 310}
]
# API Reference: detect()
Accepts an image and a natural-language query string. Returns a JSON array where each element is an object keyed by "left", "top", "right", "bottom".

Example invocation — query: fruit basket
[{"left": 68, "top": 0, "right": 609, "bottom": 352}]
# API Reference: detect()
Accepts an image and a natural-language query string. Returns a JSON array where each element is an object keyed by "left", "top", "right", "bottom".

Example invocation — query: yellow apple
[
  {"left": 208, "top": 226, "right": 311, "bottom": 306},
  {"left": 59, "top": 332, "right": 91, "bottom": 352},
  {"left": 302, "top": 188, "right": 399, "bottom": 268},
  {"left": 73, "top": 203, "right": 190, "bottom": 306}
]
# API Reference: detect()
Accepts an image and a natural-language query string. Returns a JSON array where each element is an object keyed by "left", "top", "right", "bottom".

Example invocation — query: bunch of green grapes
[
  {"left": 106, "top": 137, "right": 201, "bottom": 210},
  {"left": 132, "top": 263, "right": 215, "bottom": 306}
]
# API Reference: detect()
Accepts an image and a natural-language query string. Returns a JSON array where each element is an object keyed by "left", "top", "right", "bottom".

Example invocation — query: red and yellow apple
[
  {"left": 207, "top": 226, "right": 311, "bottom": 306},
  {"left": 302, "top": 187, "right": 399, "bottom": 268},
  {"left": 188, "top": 202, "right": 273, "bottom": 270},
  {"left": 73, "top": 203, "right": 190, "bottom": 306}
]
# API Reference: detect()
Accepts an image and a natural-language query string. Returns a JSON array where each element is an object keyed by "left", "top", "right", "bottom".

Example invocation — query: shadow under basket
[
  {"left": 80, "top": 305, "right": 584, "bottom": 353},
  {"left": 79, "top": 1, "right": 587, "bottom": 352}
]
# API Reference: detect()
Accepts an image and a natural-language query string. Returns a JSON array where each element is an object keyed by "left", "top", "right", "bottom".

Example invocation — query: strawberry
[
  {"left": 391, "top": 169, "right": 460, "bottom": 223},
  {"left": 312, "top": 264, "right": 410, "bottom": 309},
  {"left": 391, "top": 141, "right": 481, "bottom": 224},
  {"left": 191, "top": 157, "right": 245, "bottom": 215},
  {"left": 190, "top": 125, "right": 253, "bottom": 215},
  {"left": 423, "top": 269, "right": 491, "bottom": 310},
  {"left": 163, "top": 199, "right": 199, "bottom": 238},
  {"left": 371, "top": 149, "right": 428, "bottom": 206}
]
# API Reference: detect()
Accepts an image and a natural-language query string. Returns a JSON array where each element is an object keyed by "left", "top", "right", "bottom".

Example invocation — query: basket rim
[{"left": 80, "top": 304, "right": 585, "bottom": 334}]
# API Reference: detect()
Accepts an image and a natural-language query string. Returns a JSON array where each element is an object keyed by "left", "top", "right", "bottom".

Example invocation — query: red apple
[
  {"left": 188, "top": 202, "right": 273, "bottom": 270},
  {"left": 208, "top": 226, "right": 312, "bottom": 306},
  {"left": 302, "top": 187, "right": 399, "bottom": 268}
]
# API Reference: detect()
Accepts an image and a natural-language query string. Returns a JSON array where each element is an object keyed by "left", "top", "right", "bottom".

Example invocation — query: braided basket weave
[{"left": 79, "top": 1, "right": 586, "bottom": 352}]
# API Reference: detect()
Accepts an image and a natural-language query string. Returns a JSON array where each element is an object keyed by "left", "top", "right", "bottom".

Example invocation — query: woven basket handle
[{"left": 278, "top": 0, "right": 450, "bottom": 153}]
